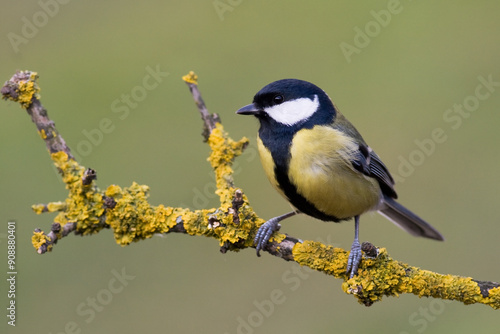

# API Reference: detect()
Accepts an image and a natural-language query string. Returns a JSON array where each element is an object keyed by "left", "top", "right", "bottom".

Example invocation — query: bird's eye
[{"left": 273, "top": 95, "right": 284, "bottom": 105}]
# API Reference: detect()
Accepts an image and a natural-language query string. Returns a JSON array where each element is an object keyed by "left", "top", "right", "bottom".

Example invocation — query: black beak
[{"left": 236, "top": 103, "right": 261, "bottom": 115}]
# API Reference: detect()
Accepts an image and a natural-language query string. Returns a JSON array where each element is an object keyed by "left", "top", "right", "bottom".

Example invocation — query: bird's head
[{"left": 236, "top": 79, "right": 336, "bottom": 128}]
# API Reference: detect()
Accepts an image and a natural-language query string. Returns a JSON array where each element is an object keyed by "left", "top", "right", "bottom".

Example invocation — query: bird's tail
[{"left": 378, "top": 196, "right": 444, "bottom": 241}]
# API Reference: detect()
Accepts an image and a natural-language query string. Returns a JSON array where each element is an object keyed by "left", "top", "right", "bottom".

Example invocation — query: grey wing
[{"left": 350, "top": 144, "right": 398, "bottom": 199}]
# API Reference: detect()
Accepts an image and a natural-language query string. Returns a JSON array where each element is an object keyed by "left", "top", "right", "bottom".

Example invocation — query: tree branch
[
  {"left": 182, "top": 71, "right": 221, "bottom": 141},
  {"left": 2, "top": 70, "right": 499, "bottom": 309}
]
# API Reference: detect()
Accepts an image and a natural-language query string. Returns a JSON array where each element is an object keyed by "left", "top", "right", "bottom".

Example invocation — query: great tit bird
[{"left": 236, "top": 79, "right": 444, "bottom": 278}]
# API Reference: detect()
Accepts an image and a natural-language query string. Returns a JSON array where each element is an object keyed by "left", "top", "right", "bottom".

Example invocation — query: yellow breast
[
  {"left": 257, "top": 126, "right": 382, "bottom": 220},
  {"left": 289, "top": 126, "right": 381, "bottom": 219}
]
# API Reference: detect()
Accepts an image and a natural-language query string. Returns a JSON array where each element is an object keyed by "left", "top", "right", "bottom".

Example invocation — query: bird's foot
[
  {"left": 346, "top": 239, "right": 362, "bottom": 279},
  {"left": 254, "top": 218, "right": 281, "bottom": 256}
]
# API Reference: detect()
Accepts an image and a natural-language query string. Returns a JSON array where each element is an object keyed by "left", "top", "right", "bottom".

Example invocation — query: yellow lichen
[
  {"left": 152, "top": 205, "right": 177, "bottom": 231},
  {"left": 32, "top": 204, "right": 46, "bottom": 215},
  {"left": 31, "top": 202, "right": 67, "bottom": 214},
  {"left": 51, "top": 151, "right": 69, "bottom": 165},
  {"left": 5, "top": 71, "right": 41, "bottom": 108},
  {"left": 486, "top": 287, "right": 500, "bottom": 309},
  {"left": 31, "top": 231, "right": 50, "bottom": 250},
  {"left": 104, "top": 182, "right": 178, "bottom": 245},
  {"left": 47, "top": 201, "right": 66, "bottom": 212},
  {"left": 182, "top": 209, "right": 207, "bottom": 236},
  {"left": 105, "top": 184, "right": 122, "bottom": 197},
  {"left": 292, "top": 240, "right": 348, "bottom": 278},
  {"left": 269, "top": 232, "right": 287, "bottom": 244},
  {"left": 182, "top": 71, "right": 198, "bottom": 85},
  {"left": 46, "top": 151, "right": 105, "bottom": 236},
  {"left": 206, "top": 124, "right": 249, "bottom": 207}
]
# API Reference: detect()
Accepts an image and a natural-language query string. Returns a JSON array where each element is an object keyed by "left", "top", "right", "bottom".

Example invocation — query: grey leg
[{"left": 254, "top": 211, "right": 299, "bottom": 256}]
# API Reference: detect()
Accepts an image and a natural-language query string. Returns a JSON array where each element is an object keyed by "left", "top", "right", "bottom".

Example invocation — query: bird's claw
[
  {"left": 346, "top": 239, "right": 362, "bottom": 279},
  {"left": 254, "top": 218, "right": 281, "bottom": 256}
]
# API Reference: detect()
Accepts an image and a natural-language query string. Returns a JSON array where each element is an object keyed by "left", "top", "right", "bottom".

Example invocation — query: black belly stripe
[{"left": 273, "top": 162, "right": 344, "bottom": 222}]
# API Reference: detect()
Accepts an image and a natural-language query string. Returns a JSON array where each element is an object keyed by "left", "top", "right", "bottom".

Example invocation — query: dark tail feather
[{"left": 378, "top": 196, "right": 444, "bottom": 241}]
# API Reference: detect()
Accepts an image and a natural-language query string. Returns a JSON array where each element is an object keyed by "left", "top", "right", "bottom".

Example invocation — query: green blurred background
[{"left": 1, "top": 1, "right": 500, "bottom": 333}]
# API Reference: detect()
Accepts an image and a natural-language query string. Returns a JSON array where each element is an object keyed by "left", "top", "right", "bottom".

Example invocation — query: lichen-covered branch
[
  {"left": 293, "top": 241, "right": 500, "bottom": 308},
  {"left": 182, "top": 71, "right": 221, "bottom": 141},
  {"left": 2, "top": 70, "right": 499, "bottom": 309},
  {"left": 2, "top": 71, "right": 74, "bottom": 159}
]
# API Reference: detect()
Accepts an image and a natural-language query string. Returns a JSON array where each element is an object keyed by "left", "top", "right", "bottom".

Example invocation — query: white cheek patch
[{"left": 264, "top": 95, "right": 319, "bottom": 126}]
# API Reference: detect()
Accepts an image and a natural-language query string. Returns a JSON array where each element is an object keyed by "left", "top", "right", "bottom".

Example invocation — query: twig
[
  {"left": 33, "top": 222, "right": 76, "bottom": 254},
  {"left": 182, "top": 71, "right": 221, "bottom": 141},
  {"left": 2, "top": 71, "right": 74, "bottom": 158}
]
